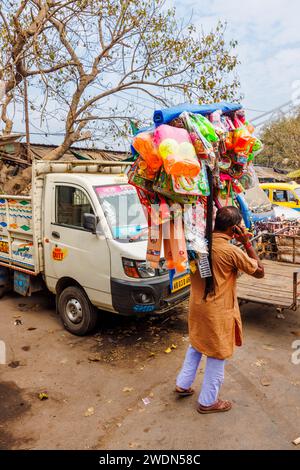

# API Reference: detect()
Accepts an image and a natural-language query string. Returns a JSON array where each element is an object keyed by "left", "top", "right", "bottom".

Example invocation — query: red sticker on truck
[{"left": 52, "top": 246, "right": 68, "bottom": 261}]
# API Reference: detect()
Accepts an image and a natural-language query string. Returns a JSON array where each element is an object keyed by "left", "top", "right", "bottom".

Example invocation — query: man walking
[{"left": 175, "top": 206, "right": 264, "bottom": 413}]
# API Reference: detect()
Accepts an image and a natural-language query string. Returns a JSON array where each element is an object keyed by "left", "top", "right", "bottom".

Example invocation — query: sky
[
  {"left": 173, "top": 0, "right": 300, "bottom": 123},
  {"left": 9, "top": 0, "right": 300, "bottom": 147}
]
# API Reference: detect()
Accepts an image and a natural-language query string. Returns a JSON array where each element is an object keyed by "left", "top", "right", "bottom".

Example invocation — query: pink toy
[{"left": 153, "top": 124, "right": 200, "bottom": 177}]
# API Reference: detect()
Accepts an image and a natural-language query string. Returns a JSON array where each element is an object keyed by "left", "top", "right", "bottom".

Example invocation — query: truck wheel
[{"left": 57, "top": 286, "right": 98, "bottom": 336}]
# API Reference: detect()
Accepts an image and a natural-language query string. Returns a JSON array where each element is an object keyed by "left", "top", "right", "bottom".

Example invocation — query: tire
[{"left": 57, "top": 286, "right": 98, "bottom": 336}]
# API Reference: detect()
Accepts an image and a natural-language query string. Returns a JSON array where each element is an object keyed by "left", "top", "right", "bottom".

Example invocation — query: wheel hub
[{"left": 66, "top": 298, "right": 83, "bottom": 324}]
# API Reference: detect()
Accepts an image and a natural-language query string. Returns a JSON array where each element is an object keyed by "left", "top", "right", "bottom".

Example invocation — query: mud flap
[{"left": 14, "top": 271, "right": 30, "bottom": 296}]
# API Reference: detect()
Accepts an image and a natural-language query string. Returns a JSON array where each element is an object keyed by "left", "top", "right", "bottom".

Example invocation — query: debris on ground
[
  {"left": 253, "top": 359, "right": 266, "bottom": 367},
  {"left": 142, "top": 397, "right": 151, "bottom": 406},
  {"left": 129, "top": 442, "right": 140, "bottom": 448},
  {"left": 292, "top": 436, "right": 300, "bottom": 446},
  {"left": 164, "top": 344, "right": 177, "bottom": 353},
  {"left": 88, "top": 353, "right": 101, "bottom": 362},
  {"left": 260, "top": 377, "right": 272, "bottom": 387},
  {"left": 291, "top": 330, "right": 300, "bottom": 337},
  {"left": 38, "top": 392, "right": 49, "bottom": 401},
  {"left": 122, "top": 387, "right": 134, "bottom": 393},
  {"left": 262, "top": 345, "right": 275, "bottom": 351},
  {"left": 84, "top": 407, "right": 95, "bottom": 417},
  {"left": 18, "top": 303, "right": 40, "bottom": 312},
  {"left": 8, "top": 361, "right": 20, "bottom": 368}
]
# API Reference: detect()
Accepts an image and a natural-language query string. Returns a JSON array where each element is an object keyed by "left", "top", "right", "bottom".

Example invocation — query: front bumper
[{"left": 111, "top": 275, "right": 190, "bottom": 315}]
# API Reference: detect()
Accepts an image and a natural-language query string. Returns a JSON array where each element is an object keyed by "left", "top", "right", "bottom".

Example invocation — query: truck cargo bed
[{"left": 0, "top": 195, "right": 39, "bottom": 274}]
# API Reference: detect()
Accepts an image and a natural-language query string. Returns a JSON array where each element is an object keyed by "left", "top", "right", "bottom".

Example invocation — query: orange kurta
[{"left": 189, "top": 232, "right": 258, "bottom": 360}]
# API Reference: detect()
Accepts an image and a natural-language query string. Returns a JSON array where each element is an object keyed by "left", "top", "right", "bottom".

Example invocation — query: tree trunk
[{"left": 43, "top": 137, "right": 75, "bottom": 161}]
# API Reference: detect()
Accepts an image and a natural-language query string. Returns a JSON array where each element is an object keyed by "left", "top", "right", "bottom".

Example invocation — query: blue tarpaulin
[{"left": 153, "top": 102, "right": 242, "bottom": 126}]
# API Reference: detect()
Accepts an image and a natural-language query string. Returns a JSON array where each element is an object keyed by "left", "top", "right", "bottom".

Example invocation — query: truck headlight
[
  {"left": 122, "top": 258, "right": 156, "bottom": 278},
  {"left": 135, "top": 260, "right": 156, "bottom": 278}
]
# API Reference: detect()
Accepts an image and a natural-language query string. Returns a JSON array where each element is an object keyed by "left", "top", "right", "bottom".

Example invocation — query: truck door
[{"left": 44, "top": 183, "right": 112, "bottom": 309}]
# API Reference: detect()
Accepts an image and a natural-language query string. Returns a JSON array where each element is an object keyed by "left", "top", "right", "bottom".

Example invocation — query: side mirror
[{"left": 83, "top": 213, "right": 97, "bottom": 234}]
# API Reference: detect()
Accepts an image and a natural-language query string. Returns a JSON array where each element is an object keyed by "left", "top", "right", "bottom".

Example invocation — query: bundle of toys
[{"left": 128, "top": 102, "right": 263, "bottom": 283}]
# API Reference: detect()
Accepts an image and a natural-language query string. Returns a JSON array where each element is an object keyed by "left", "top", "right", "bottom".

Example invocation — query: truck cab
[
  {"left": 260, "top": 182, "right": 300, "bottom": 211},
  {"left": 42, "top": 162, "right": 190, "bottom": 334},
  {"left": 0, "top": 161, "right": 190, "bottom": 335}
]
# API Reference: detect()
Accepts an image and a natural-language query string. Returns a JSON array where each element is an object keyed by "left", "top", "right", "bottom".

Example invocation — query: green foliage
[{"left": 259, "top": 109, "right": 300, "bottom": 168}]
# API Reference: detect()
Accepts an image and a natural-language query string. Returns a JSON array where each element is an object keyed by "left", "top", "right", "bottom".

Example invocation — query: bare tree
[
  {"left": 0, "top": 0, "right": 84, "bottom": 133},
  {"left": 1, "top": 0, "right": 240, "bottom": 193}
]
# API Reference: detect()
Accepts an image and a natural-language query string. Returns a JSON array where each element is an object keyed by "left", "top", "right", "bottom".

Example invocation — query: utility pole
[{"left": 23, "top": 68, "right": 31, "bottom": 162}]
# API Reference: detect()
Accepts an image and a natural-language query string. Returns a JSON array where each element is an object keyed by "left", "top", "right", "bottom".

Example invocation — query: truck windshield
[
  {"left": 243, "top": 186, "right": 273, "bottom": 213},
  {"left": 94, "top": 184, "right": 148, "bottom": 242}
]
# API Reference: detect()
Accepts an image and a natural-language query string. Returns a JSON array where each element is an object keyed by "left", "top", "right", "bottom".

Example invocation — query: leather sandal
[
  {"left": 175, "top": 386, "right": 195, "bottom": 397},
  {"left": 197, "top": 399, "right": 232, "bottom": 414}
]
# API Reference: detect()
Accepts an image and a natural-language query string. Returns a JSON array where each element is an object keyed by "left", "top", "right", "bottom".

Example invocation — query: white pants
[{"left": 176, "top": 345, "right": 225, "bottom": 406}]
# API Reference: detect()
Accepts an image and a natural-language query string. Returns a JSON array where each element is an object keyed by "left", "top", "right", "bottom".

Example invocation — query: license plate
[{"left": 171, "top": 274, "right": 191, "bottom": 293}]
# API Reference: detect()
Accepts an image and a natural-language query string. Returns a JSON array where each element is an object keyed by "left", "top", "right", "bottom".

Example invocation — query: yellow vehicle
[{"left": 260, "top": 182, "right": 300, "bottom": 211}]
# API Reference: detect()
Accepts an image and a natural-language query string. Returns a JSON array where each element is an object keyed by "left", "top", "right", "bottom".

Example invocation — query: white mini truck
[{"left": 0, "top": 161, "right": 190, "bottom": 335}]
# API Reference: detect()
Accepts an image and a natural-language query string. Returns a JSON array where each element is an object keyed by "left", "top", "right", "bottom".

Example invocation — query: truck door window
[
  {"left": 273, "top": 190, "right": 288, "bottom": 202},
  {"left": 56, "top": 186, "right": 94, "bottom": 228},
  {"left": 288, "top": 191, "right": 297, "bottom": 202}
]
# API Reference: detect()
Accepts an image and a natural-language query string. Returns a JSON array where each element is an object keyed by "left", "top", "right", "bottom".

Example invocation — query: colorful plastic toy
[
  {"left": 154, "top": 124, "right": 200, "bottom": 177},
  {"left": 208, "top": 110, "right": 227, "bottom": 135},
  {"left": 233, "top": 128, "right": 256, "bottom": 154},
  {"left": 132, "top": 132, "right": 162, "bottom": 172}
]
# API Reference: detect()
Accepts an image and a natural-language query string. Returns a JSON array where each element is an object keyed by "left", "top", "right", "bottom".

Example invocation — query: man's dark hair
[{"left": 214, "top": 206, "right": 242, "bottom": 232}]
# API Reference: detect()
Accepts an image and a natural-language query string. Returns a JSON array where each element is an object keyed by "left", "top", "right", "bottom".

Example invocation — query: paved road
[{"left": 0, "top": 291, "right": 300, "bottom": 450}]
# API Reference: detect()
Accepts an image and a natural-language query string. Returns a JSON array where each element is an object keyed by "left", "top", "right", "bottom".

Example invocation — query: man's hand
[
  {"left": 234, "top": 225, "right": 265, "bottom": 279},
  {"left": 233, "top": 225, "right": 250, "bottom": 245}
]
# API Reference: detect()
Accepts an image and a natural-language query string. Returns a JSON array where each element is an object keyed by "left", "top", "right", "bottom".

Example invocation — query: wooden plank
[
  {"left": 253, "top": 270, "right": 297, "bottom": 280},
  {"left": 262, "top": 259, "right": 300, "bottom": 267},
  {"left": 238, "top": 295, "right": 292, "bottom": 306},
  {"left": 238, "top": 293, "right": 293, "bottom": 305},
  {"left": 237, "top": 282, "right": 293, "bottom": 294},
  {"left": 237, "top": 285, "right": 293, "bottom": 299},
  {"left": 237, "top": 277, "right": 293, "bottom": 292},
  {"left": 237, "top": 273, "right": 293, "bottom": 288},
  {"left": 0, "top": 154, "right": 31, "bottom": 165},
  {"left": 238, "top": 295, "right": 292, "bottom": 308},
  {"left": 261, "top": 260, "right": 300, "bottom": 271},
  {"left": 237, "top": 284, "right": 293, "bottom": 298},
  {"left": 260, "top": 265, "right": 299, "bottom": 275},
  {"left": 238, "top": 277, "right": 293, "bottom": 289},
  {"left": 237, "top": 288, "right": 293, "bottom": 300},
  {"left": 262, "top": 260, "right": 300, "bottom": 268},
  {"left": 259, "top": 266, "right": 299, "bottom": 276}
]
